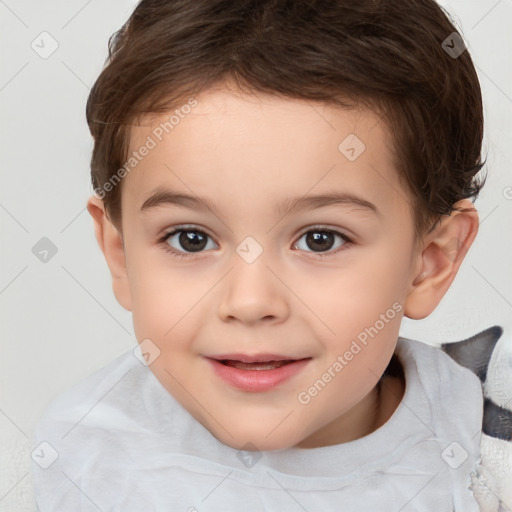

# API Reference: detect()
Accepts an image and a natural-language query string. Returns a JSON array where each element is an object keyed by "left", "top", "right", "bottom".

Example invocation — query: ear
[
  {"left": 404, "top": 199, "right": 479, "bottom": 320},
  {"left": 86, "top": 195, "right": 132, "bottom": 311}
]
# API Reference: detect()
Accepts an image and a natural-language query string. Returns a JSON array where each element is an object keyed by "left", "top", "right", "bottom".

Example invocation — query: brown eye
[
  {"left": 294, "top": 228, "right": 350, "bottom": 254},
  {"left": 163, "top": 228, "right": 217, "bottom": 254}
]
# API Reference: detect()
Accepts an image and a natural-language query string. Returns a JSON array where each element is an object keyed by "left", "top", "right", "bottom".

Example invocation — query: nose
[{"left": 217, "top": 254, "right": 289, "bottom": 326}]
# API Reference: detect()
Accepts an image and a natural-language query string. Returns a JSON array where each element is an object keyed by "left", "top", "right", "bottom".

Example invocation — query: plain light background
[{"left": 0, "top": 1, "right": 511, "bottom": 510}]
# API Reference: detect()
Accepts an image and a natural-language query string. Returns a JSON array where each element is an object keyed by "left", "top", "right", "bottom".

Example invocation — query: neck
[{"left": 296, "top": 362, "right": 405, "bottom": 449}]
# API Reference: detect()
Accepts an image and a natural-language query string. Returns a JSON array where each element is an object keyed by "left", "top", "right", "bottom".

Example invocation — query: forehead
[{"left": 122, "top": 86, "right": 408, "bottom": 222}]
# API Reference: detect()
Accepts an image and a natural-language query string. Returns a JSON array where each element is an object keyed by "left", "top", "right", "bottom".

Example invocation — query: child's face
[{"left": 113, "top": 84, "right": 423, "bottom": 451}]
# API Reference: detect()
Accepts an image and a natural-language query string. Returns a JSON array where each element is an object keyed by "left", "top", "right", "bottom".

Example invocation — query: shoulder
[
  {"left": 32, "top": 349, "right": 144, "bottom": 446},
  {"left": 30, "top": 349, "right": 165, "bottom": 509},
  {"left": 395, "top": 337, "right": 484, "bottom": 435},
  {"left": 396, "top": 336, "right": 483, "bottom": 393}
]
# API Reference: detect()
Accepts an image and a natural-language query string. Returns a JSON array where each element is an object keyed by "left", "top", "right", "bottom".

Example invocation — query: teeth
[{"left": 222, "top": 360, "right": 292, "bottom": 370}]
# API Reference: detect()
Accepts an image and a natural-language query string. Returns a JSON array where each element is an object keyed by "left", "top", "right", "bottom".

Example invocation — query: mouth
[
  {"left": 205, "top": 354, "right": 312, "bottom": 392},
  {"left": 218, "top": 359, "right": 296, "bottom": 370},
  {"left": 209, "top": 353, "right": 307, "bottom": 364}
]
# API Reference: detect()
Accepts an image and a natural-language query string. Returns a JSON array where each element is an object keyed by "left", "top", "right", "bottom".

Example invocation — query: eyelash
[{"left": 157, "top": 225, "right": 353, "bottom": 260}]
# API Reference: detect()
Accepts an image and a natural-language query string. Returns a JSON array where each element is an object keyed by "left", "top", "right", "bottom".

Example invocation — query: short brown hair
[{"left": 86, "top": 0, "right": 486, "bottom": 240}]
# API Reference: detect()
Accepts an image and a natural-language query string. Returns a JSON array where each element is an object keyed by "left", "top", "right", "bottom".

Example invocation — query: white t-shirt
[{"left": 31, "top": 337, "right": 484, "bottom": 511}]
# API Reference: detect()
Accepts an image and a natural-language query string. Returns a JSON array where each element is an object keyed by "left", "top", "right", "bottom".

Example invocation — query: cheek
[
  {"left": 129, "top": 261, "right": 211, "bottom": 343},
  {"left": 128, "top": 258, "right": 176, "bottom": 339},
  {"left": 346, "top": 239, "right": 412, "bottom": 301},
  {"left": 310, "top": 256, "right": 403, "bottom": 328},
  {"left": 310, "top": 252, "right": 405, "bottom": 367}
]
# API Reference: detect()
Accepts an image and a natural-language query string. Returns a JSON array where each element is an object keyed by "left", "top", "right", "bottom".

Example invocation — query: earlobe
[
  {"left": 86, "top": 195, "right": 132, "bottom": 312},
  {"left": 404, "top": 199, "right": 479, "bottom": 320}
]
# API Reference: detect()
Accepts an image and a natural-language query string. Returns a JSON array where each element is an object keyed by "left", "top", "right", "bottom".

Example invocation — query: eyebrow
[{"left": 140, "top": 188, "right": 380, "bottom": 218}]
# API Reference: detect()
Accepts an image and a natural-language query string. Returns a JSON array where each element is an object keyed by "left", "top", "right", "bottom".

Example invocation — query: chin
[{"left": 212, "top": 428, "right": 302, "bottom": 452}]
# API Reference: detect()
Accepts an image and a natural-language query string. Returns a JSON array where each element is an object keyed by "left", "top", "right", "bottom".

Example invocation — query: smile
[
  {"left": 205, "top": 356, "right": 311, "bottom": 392},
  {"left": 221, "top": 360, "right": 294, "bottom": 370}
]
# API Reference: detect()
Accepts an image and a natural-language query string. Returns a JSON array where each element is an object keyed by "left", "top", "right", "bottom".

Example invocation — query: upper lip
[{"left": 207, "top": 353, "right": 308, "bottom": 363}]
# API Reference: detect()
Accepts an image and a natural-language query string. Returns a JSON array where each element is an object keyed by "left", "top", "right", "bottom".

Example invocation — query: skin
[{"left": 87, "top": 81, "right": 479, "bottom": 451}]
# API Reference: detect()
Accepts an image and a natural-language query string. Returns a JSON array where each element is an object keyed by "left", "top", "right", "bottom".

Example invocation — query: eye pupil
[
  {"left": 306, "top": 231, "right": 335, "bottom": 252},
  {"left": 179, "top": 230, "right": 207, "bottom": 252}
]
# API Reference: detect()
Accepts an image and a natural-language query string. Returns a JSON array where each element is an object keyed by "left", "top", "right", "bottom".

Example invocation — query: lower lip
[{"left": 205, "top": 358, "right": 311, "bottom": 392}]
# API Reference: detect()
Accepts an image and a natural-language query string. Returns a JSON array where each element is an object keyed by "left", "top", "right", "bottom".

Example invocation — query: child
[{"left": 31, "top": 0, "right": 494, "bottom": 509}]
